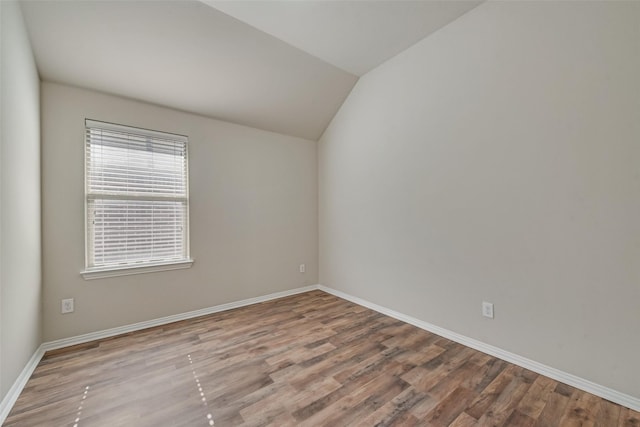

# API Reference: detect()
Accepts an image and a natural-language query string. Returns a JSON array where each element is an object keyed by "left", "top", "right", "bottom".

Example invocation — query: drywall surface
[
  {"left": 0, "top": 1, "right": 42, "bottom": 397},
  {"left": 41, "top": 82, "right": 318, "bottom": 341},
  {"left": 319, "top": 1, "right": 640, "bottom": 398}
]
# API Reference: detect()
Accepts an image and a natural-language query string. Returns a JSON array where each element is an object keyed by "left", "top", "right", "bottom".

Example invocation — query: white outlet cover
[
  {"left": 61, "top": 298, "right": 74, "bottom": 314},
  {"left": 482, "top": 301, "right": 494, "bottom": 319}
]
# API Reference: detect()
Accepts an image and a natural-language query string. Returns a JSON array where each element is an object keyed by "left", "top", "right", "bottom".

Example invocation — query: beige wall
[
  {"left": 0, "top": 1, "right": 42, "bottom": 398},
  {"left": 41, "top": 82, "right": 318, "bottom": 341},
  {"left": 319, "top": 1, "right": 640, "bottom": 398}
]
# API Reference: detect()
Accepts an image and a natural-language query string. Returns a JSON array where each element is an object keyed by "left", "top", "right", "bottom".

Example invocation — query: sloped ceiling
[
  {"left": 206, "top": 0, "right": 482, "bottom": 77},
  {"left": 20, "top": 0, "right": 482, "bottom": 140}
]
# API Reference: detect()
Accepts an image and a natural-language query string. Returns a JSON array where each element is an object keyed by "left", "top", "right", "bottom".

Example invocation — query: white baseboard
[
  {"left": 41, "top": 285, "right": 318, "bottom": 352},
  {"left": 317, "top": 284, "right": 640, "bottom": 412},
  {"left": 0, "top": 285, "right": 317, "bottom": 424},
  {"left": 0, "top": 346, "right": 45, "bottom": 423}
]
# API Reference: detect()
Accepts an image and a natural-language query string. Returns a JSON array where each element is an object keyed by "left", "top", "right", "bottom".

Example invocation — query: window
[{"left": 82, "top": 119, "right": 192, "bottom": 279}]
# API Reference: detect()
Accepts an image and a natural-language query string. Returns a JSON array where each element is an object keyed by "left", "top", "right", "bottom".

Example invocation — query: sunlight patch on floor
[{"left": 188, "top": 354, "right": 215, "bottom": 426}]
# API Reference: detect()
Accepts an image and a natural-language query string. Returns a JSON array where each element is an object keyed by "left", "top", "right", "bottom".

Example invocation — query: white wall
[
  {"left": 0, "top": 0, "right": 42, "bottom": 398},
  {"left": 319, "top": 1, "right": 640, "bottom": 399},
  {"left": 41, "top": 82, "right": 318, "bottom": 341}
]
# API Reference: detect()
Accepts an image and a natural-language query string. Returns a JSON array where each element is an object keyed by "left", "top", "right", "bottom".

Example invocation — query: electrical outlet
[
  {"left": 482, "top": 301, "right": 494, "bottom": 319},
  {"left": 299, "top": 264, "right": 306, "bottom": 273},
  {"left": 61, "top": 298, "right": 74, "bottom": 314}
]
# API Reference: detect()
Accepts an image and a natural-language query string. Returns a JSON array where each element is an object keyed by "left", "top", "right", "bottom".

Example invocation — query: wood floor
[{"left": 5, "top": 290, "right": 640, "bottom": 426}]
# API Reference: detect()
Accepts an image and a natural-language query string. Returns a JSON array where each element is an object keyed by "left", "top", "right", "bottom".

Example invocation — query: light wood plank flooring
[{"left": 5, "top": 290, "right": 640, "bottom": 426}]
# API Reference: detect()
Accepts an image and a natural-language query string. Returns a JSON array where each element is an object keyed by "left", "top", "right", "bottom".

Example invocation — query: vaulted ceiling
[{"left": 20, "top": 0, "right": 482, "bottom": 140}]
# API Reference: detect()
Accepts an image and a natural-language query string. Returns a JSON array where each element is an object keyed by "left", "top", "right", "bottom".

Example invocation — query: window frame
[{"left": 81, "top": 119, "right": 193, "bottom": 280}]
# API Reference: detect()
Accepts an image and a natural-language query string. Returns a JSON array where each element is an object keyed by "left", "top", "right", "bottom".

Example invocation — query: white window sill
[{"left": 81, "top": 259, "right": 194, "bottom": 280}]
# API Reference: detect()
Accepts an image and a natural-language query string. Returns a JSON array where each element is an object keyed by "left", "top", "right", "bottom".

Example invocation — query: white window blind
[{"left": 84, "top": 119, "right": 190, "bottom": 273}]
